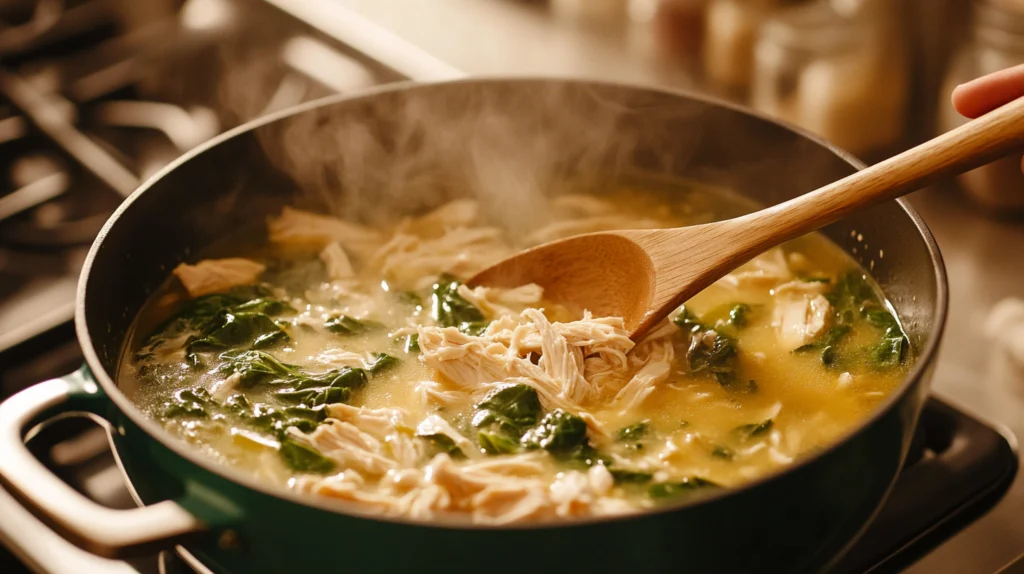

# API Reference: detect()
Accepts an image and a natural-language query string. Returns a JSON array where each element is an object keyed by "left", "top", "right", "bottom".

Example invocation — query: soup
[{"left": 120, "top": 183, "right": 910, "bottom": 525}]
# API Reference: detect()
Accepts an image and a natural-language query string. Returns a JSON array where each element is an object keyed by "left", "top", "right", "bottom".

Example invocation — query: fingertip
[{"left": 950, "top": 83, "right": 973, "bottom": 117}]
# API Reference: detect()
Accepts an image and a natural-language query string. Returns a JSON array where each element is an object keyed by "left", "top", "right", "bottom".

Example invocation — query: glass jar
[
  {"left": 702, "top": 0, "right": 793, "bottom": 96},
  {"left": 750, "top": 0, "right": 910, "bottom": 160},
  {"left": 938, "top": 0, "right": 1024, "bottom": 213}
]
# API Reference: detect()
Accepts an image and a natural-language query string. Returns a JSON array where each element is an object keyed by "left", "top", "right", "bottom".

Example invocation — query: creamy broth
[{"left": 120, "top": 183, "right": 910, "bottom": 524}]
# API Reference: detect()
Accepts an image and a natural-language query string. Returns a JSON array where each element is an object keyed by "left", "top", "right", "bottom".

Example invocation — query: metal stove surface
[
  {"left": 0, "top": 1, "right": 1021, "bottom": 573},
  {"left": 0, "top": 0, "right": 394, "bottom": 355}
]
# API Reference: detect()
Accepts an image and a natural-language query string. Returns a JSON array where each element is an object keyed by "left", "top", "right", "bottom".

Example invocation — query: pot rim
[{"left": 75, "top": 76, "right": 949, "bottom": 530}]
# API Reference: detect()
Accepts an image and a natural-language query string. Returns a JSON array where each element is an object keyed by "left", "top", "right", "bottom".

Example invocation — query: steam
[{"left": 251, "top": 80, "right": 707, "bottom": 236}]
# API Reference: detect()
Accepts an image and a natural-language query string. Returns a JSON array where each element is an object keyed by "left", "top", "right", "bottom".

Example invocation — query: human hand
[{"left": 951, "top": 63, "right": 1024, "bottom": 174}]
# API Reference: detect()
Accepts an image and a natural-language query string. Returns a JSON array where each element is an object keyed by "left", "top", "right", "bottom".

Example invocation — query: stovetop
[{"left": 0, "top": 1, "right": 1021, "bottom": 573}]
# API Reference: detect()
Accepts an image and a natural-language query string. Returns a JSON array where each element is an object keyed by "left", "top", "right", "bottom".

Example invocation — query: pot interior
[{"left": 80, "top": 77, "right": 944, "bottom": 468}]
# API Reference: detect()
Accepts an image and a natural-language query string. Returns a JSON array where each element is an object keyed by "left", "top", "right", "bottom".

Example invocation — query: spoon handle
[{"left": 733, "top": 95, "right": 1024, "bottom": 250}]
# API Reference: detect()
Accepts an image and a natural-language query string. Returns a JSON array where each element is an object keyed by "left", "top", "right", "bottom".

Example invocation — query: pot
[{"left": 0, "top": 78, "right": 947, "bottom": 574}]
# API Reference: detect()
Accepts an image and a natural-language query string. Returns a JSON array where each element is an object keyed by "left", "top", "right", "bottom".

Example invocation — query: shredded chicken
[
  {"left": 610, "top": 338, "right": 675, "bottom": 413},
  {"left": 268, "top": 207, "right": 382, "bottom": 259},
  {"left": 395, "top": 199, "right": 480, "bottom": 238},
  {"left": 373, "top": 227, "right": 512, "bottom": 290},
  {"left": 172, "top": 258, "right": 266, "bottom": 298},
  {"left": 772, "top": 286, "right": 833, "bottom": 351},
  {"left": 417, "top": 307, "right": 635, "bottom": 409},
  {"left": 319, "top": 241, "right": 354, "bottom": 280},
  {"left": 456, "top": 283, "right": 544, "bottom": 318},
  {"left": 301, "top": 422, "right": 398, "bottom": 476},
  {"left": 720, "top": 248, "right": 792, "bottom": 289}
]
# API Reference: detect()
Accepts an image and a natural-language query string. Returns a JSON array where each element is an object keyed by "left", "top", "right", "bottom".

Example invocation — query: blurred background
[{"left": 1, "top": 1, "right": 1024, "bottom": 573}]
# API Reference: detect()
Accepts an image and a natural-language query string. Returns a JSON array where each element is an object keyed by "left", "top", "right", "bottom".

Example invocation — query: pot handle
[{"left": 0, "top": 368, "right": 206, "bottom": 558}]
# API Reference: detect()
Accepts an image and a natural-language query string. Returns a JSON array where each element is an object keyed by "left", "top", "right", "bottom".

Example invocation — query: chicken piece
[
  {"left": 313, "top": 349, "right": 373, "bottom": 370},
  {"left": 548, "top": 470, "right": 601, "bottom": 517},
  {"left": 414, "top": 379, "right": 473, "bottom": 411},
  {"left": 416, "top": 327, "right": 577, "bottom": 415},
  {"left": 374, "top": 227, "right": 512, "bottom": 290},
  {"left": 418, "top": 307, "right": 636, "bottom": 410},
  {"left": 773, "top": 279, "right": 829, "bottom": 297},
  {"left": 523, "top": 309, "right": 589, "bottom": 404},
  {"left": 209, "top": 373, "right": 241, "bottom": 402},
  {"left": 398, "top": 483, "right": 453, "bottom": 520},
  {"left": 268, "top": 207, "right": 382, "bottom": 259},
  {"left": 581, "top": 354, "right": 630, "bottom": 403},
  {"left": 325, "top": 403, "right": 412, "bottom": 441},
  {"left": 300, "top": 421, "right": 396, "bottom": 476},
  {"left": 417, "top": 327, "right": 516, "bottom": 389},
  {"left": 386, "top": 433, "right": 427, "bottom": 468},
  {"left": 719, "top": 248, "right": 792, "bottom": 289},
  {"left": 423, "top": 453, "right": 554, "bottom": 524},
  {"left": 456, "top": 283, "right": 544, "bottom": 318},
  {"left": 610, "top": 338, "right": 674, "bottom": 413},
  {"left": 416, "top": 414, "right": 480, "bottom": 459},
  {"left": 172, "top": 258, "right": 266, "bottom": 298},
  {"left": 484, "top": 310, "right": 634, "bottom": 372},
  {"left": 772, "top": 289, "right": 833, "bottom": 351},
  {"left": 319, "top": 241, "right": 355, "bottom": 280},
  {"left": 292, "top": 470, "right": 399, "bottom": 513},
  {"left": 396, "top": 199, "right": 480, "bottom": 238}
]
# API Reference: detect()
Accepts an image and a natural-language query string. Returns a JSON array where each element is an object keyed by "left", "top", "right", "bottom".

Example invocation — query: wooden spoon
[{"left": 468, "top": 96, "right": 1024, "bottom": 341}]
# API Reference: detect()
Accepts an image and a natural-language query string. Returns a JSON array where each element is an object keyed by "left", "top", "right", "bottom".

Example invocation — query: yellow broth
[{"left": 119, "top": 183, "right": 910, "bottom": 522}]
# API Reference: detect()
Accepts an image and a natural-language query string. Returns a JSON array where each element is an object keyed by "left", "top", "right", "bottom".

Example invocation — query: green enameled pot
[{"left": 0, "top": 79, "right": 946, "bottom": 574}]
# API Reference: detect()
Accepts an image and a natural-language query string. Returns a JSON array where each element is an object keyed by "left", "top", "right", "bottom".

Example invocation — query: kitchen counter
[{"left": 269, "top": 0, "right": 1024, "bottom": 571}]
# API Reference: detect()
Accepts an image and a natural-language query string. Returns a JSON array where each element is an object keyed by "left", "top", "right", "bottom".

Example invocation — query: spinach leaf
[
  {"left": 162, "top": 388, "right": 212, "bottom": 418},
  {"left": 218, "top": 350, "right": 367, "bottom": 394},
  {"left": 727, "top": 303, "right": 752, "bottom": 327},
  {"left": 610, "top": 469, "right": 654, "bottom": 484},
  {"left": 141, "top": 287, "right": 292, "bottom": 360},
  {"left": 431, "top": 274, "right": 489, "bottom": 335},
  {"left": 710, "top": 443, "right": 735, "bottom": 460},
  {"left": 673, "top": 305, "right": 742, "bottom": 388},
  {"left": 671, "top": 305, "right": 704, "bottom": 334},
  {"left": 278, "top": 437, "right": 335, "bottom": 473},
  {"left": 556, "top": 442, "right": 613, "bottom": 470},
  {"left": 648, "top": 477, "right": 719, "bottom": 499},
  {"left": 275, "top": 386, "right": 350, "bottom": 407},
  {"left": 231, "top": 297, "right": 291, "bottom": 315},
  {"left": 793, "top": 324, "right": 852, "bottom": 367},
  {"left": 188, "top": 312, "right": 288, "bottom": 354},
  {"left": 793, "top": 272, "right": 909, "bottom": 371},
  {"left": 419, "top": 433, "right": 466, "bottom": 459},
  {"left": 477, "top": 430, "right": 521, "bottom": 455},
  {"left": 616, "top": 420, "right": 650, "bottom": 450},
  {"left": 733, "top": 419, "right": 774, "bottom": 442},
  {"left": 244, "top": 402, "right": 328, "bottom": 436},
  {"left": 218, "top": 350, "right": 297, "bottom": 386},
  {"left": 325, "top": 315, "right": 385, "bottom": 336},
  {"left": 471, "top": 383, "right": 542, "bottom": 436},
  {"left": 616, "top": 420, "right": 650, "bottom": 442},
  {"left": 521, "top": 409, "right": 587, "bottom": 453},
  {"left": 368, "top": 353, "right": 399, "bottom": 375},
  {"left": 687, "top": 330, "right": 738, "bottom": 385}
]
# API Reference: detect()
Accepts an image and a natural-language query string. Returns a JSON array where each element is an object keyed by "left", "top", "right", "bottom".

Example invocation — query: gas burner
[{"left": 0, "top": 138, "right": 118, "bottom": 247}]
